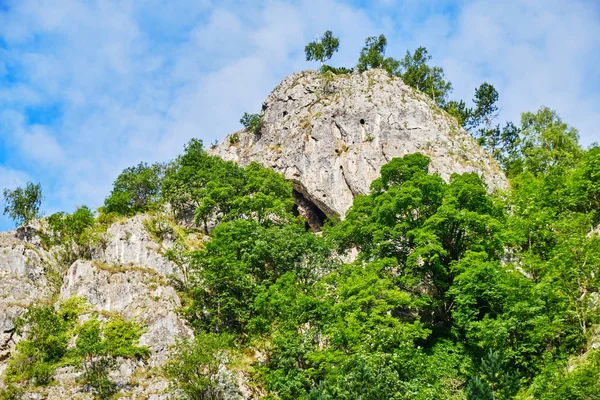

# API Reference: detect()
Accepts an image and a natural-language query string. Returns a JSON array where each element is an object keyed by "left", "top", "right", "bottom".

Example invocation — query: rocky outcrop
[
  {"left": 0, "top": 216, "right": 195, "bottom": 398},
  {"left": 60, "top": 259, "right": 192, "bottom": 365},
  {"left": 100, "top": 215, "right": 178, "bottom": 277},
  {"left": 0, "top": 227, "right": 50, "bottom": 375},
  {"left": 211, "top": 69, "right": 508, "bottom": 220}
]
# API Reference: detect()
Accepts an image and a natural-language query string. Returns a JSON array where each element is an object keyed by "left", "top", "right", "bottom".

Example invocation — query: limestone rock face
[
  {"left": 211, "top": 69, "right": 508, "bottom": 218},
  {"left": 100, "top": 215, "right": 178, "bottom": 277},
  {"left": 0, "top": 217, "right": 195, "bottom": 397},
  {"left": 0, "top": 228, "right": 50, "bottom": 371},
  {"left": 59, "top": 260, "right": 192, "bottom": 365}
]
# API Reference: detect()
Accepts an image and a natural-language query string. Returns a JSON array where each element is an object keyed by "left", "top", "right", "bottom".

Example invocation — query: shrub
[
  {"left": 239, "top": 113, "right": 261, "bottom": 135},
  {"left": 4, "top": 298, "right": 147, "bottom": 398},
  {"left": 229, "top": 132, "right": 240, "bottom": 145}
]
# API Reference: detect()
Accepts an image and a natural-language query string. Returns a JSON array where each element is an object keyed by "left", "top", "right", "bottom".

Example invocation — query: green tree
[
  {"left": 165, "top": 333, "right": 236, "bottom": 400},
  {"left": 46, "top": 206, "right": 95, "bottom": 263},
  {"left": 399, "top": 47, "right": 452, "bottom": 107},
  {"left": 518, "top": 107, "right": 582, "bottom": 176},
  {"left": 103, "top": 162, "right": 164, "bottom": 216},
  {"left": 471, "top": 82, "right": 499, "bottom": 131},
  {"left": 444, "top": 99, "right": 472, "bottom": 128},
  {"left": 76, "top": 317, "right": 149, "bottom": 399},
  {"left": 305, "top": 30, "right": 340, "bottom": 65},
  {"left": 356, "top": 34, "right": 400, "bottom": 76},
  {"left": 466, "top": 350, "right": 519, "bottom": 400},
  {"left": 4, "top": 298, "right": 87, "bottom": 386},
  {"left": 2, "top": 182, "right": 43, "bottom": 226},
  {"left": 240, "top": 112, "right": 261, "bottom": 135}
]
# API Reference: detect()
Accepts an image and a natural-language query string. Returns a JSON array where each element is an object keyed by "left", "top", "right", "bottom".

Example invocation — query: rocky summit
[{"left": 211, "top": 69, "right": 508, "bottom": 226}]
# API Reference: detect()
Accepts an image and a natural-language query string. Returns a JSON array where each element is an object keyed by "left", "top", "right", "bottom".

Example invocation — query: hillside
[{"left": 0, "top": 67, "right": 599, "bottom": 400}]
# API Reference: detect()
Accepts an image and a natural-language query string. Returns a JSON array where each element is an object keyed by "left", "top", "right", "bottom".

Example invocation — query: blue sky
[{"left": 0, "top": 0, "right": 599, "bottom": 230}]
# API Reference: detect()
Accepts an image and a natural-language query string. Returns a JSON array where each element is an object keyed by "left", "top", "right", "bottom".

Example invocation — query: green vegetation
[
  {"left": 148, "top": 114, "right": 597, "bottom": 399},
  {"left": 304, "top": 33, "right": 452, "bottom": 106},
  {"left": 357, "top": 34, "right": 400, "bottom": 76},
  {"left": 305, "top": 30, "right": 340, "bottom": 69},
  {"left": 46, "top": 205, "right": 96, "bottom": 264},
  {"left": 2, "top": 297, "right": 147, "bottom": 399},
  {"left": 2, "top": 181, "right": 43, "bottom": 226},
  {"left": 102, "top": 162, "right": 164, "bottom": 216},
  {"left": 399, "top": 46, "right": 452, "bottom": 107},
  {"left": 240, "top": 112, "right": 262, "bottom": 135},
  {"left": 2, "top": 33, "right": 598, "bottom": 400},
  {"left": 162, "top": 139, "right": 294, "bottom": 233},
  {"left": 76, "top": 317, "right": 149, "bottom": 398},
  {"left": 165, "top": 333, "right": 236, "bottom": 399}
]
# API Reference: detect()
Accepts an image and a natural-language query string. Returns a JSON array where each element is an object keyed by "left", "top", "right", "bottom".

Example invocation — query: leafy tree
[
  {"left": 165, "top": 333, "right": 237, "bottom": 400},
  {"left": 162, "top": 139, "right": 244, "bottom": 229},
  {"left": 399, "top": 46, "right": 452, "bottom": 107},
  {"left": 163, "top": 139, "right": 294, "bottom": 233},
  {"left": 2, "top": 182, "right": 43, "bottom": 226},
  {"left": 187, "top": 219, "right": 330, "bottom": 333},
  {"left": 570, "top": 145, "right": 600, "bottom": 224},
  {"left": 444, "top": 99, "right": 472, "bottom": 128},
  {"left": 4, "top": 298, "right": 87, "bottom": 386},
  {"left": 240, "top": 112, "right": 261, "bottom": 135},
  {"left": 356, "top": 34, "right": 400, "bottom": 76},
  {"left": 103, "top": 162, "right": 164, "bottom": 216},
  {"left": 305, "top": 30, "right": 340, "bottom": 66},
  {"left": 518, "top": 107, "right": 582, "bottom": 176},
  {"left": 5, "top": 306, "right": 71, "bottom": 386},
  {"left": 46, "top": 206, "right": 95, "bottom": 263},
  {"left": 328, "top": 154, "right": 503, "bottom": 322}
]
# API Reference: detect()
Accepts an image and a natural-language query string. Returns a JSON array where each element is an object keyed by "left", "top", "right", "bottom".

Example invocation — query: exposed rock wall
[
  {"left": 211, "top": 69, "right": 508, "bottom": 218},
  {"left": 0, "top": 228, "right": 50, "bottom": 376},
  {"left": 0, "top": 216, "right": 194, "bottom": 398}
]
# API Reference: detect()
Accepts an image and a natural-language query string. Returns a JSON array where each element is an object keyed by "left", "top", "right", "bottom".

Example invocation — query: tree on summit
[
  {"left": 399, "top": 46, "right": 452, "bottom": 107},
  {"left": 305, "top": 30, "right": 340, "bottom": 65},
  {"left": 356, "top": 34, "right": 400, "bottom": 76}
]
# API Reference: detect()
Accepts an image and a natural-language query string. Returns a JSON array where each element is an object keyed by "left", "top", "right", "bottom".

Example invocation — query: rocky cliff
[
  {"left": 0, "top": 217, "right": 194, "bottom": 399},
  {"left": 211, "top": 69, "right": 508, "bottom": 225}
]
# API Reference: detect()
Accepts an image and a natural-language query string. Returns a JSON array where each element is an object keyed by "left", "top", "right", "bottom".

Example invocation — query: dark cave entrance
[{"left": 292, "top": 189, "right": 329, "bottom": 232}]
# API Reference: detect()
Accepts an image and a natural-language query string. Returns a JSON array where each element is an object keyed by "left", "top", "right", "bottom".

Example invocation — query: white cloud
[{"left": 432, "top": 0, "right": 600, "bottom": 144}]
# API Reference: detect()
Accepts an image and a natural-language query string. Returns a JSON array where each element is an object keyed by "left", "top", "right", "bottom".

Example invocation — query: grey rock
[
  {"left": 59, "top": 260, "right": 193, "bottom": 365},
  {"left": 211, "top": 69, "right": 508, "bottom": 218},
  {"left": 100, "top": 215, "right": 178, "bottom": 277},
  {"left": 0, "top": 228, "right": 50, "bottom": 372}
]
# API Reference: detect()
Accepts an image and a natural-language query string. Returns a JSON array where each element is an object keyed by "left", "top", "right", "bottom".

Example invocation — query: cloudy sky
[{"left": 0, "top": 0, "right": 599, "bottom": 230}]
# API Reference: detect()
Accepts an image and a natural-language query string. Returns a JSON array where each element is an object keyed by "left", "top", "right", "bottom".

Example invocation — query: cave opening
[{"left": 292, "top": 189, "right": 328, "bottom": 232}]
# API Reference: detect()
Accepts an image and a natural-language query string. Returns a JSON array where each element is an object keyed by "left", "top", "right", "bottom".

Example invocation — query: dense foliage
[
  {"left": 102, "top": 162, "right": 164, "bottom": 216},
  {"left": 151, "top": 118, "right": 600, "bottom": 399}
]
